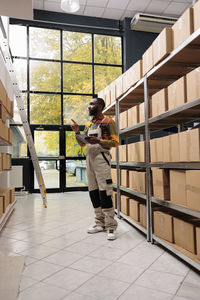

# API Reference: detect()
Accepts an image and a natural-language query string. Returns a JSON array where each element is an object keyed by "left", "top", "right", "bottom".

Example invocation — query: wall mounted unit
[{"left": 131, "top": 13, "right": 177, "bottom": 33}]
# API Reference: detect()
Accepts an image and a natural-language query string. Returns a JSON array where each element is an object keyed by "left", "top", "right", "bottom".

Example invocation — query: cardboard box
[
  {"left": 0, "top": 188, "right": 10, "bottom": 212},
  {"left": 127, "top": 143, "right": 134, "bottom": 162},
  {"left": 152, "top": 169, "right": 170, "bottom": 200},
  {"left": 0, "top": 80, "right": 7, "bottom": 108},
  {"left": 115, "top": 75, "right": 123, "bottom": 99},
  {"left": 119, "top": 110, "right": 128, "bottom": 130},
  {"left": 194, "top": 0, "right": 200, "bottom": 32},
  {"left": 142, "top": 45, "right": 153, "bottom": 75},
  {"left": 1, "top": 123, "right": 9, "bottom": 142},
  {"left": 135, "top": 141, "right": 145, "bottom": 162},
  {"left": 153, "top": 27, "right": 173, "bottom": 66},
  {"left": 137, "top": 172, "right": 146, "bottom": 194},
  {"left": 168, "top": 76, "right": 186, "bottom": 111},
  {"left": 129, "top": 170, "right": 137, "bottom": 190},
  {"left": 179, "top": 131, "right": 189, "bottom": 162},
  {"left": 119, "top": 144, "right": 127, "bottom": 162},
  {"left": 111, "top": 168, "right": 117, "bottom": 184},
  {"left": 112, "top": 191, "right": 117, "bottom": 209},
  {"left": 8, "top": 128, "right": 12, "bottom": 144},
  {"left": 104, "top": 85, "right": 111, "bottom": 107},
  {"left": 110, "top": 82, "right": 116, "bottom": 104},
  {"left": 186, "top": 67, "right": 200, "bottom": 103},
  {"left": 170, "top": 170, "right": 187, "bottom": 206},
  {"left": 174, "top": 217, "right": 195, "bottom": 254},
  {"left": 120, "top": 169, "right": 129, "bottom": 188},
  {"left": 10, "top": 100, "right": 14, "bottom": 118},
  {"left": 139, "top": 102, "right": 145, "bottom": 123},
  {"left": 140, "top": 204, "right": 147, "bottom": 228},
  {"left": 128, "top": 105, "right": 139, "bottom": 128},
  {"left": 7, "top": 154, "right": 11, "bottom": 169},
  {"left": 129, "top": 171, "right": 145, "bottom": 193},
  {"left": 196, "top": 227, "right": 200, "bottom": 260},
  {"left": 129, "top": 199, "right": 140, "bottom": 222},
  {"left": 188, "top": 128, "right": 200, "bottom": 161},
  {"left": 172, "top": 7, "right": 194, "bottom": 50},
  {"left": 170, "top": 133, "right": 180, "bottom": 162},
  {"left": 186, "top": 170, "right": 200, "bottom": 211},
  {"left": 163, "top": 135, "right": 171, "bottom": 162},
  {"left": 120, "top": 195, "right": 129, "bottom": 215},
  {"left": 2, "top": 153, "right": 7, "bottom": 170},
  {"left": 156, "top": 137, "right": 163, "bottom": 162},
  {"left": 10, "top": 188, "right": 15, "bottom": 203},
  {"left": 0, "top": 196, "right": 3, "bottom": 218},
  {"left": 0, "top": 103, "right": 6, "bottom": 123},
  {"left": 127, "top": 60, "right": 143, "bottom": 89},
  {"left": 98, "top": 89, "right": 105, "bottom": 101},
  {"left": 153, "top": 211, "right": 174, "bottom": 243},
  {"left": 122, "top": 60, "right": 143, "bottom": 93},
  {"left": 0, "top": 153, "right": 2, "bottom": 171},
  {"left": 151, "top": 88, "right": 168, "bottom": 118},
  {"left": 150, "top": 139, "right": 156, "bottom": 162},
  {"left": 128, "top": 141, "right": 145, "bottom": 162},
  {"left": 110, "top": 147, "right": 116, "bottom": 162}
]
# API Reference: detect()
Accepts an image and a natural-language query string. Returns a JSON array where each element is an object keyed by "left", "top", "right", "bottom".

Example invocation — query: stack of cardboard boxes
[
  {"left": 0, "top": 188, "right": 15, "bottom": 219},
  {"left": 0, "top": 153, "right": 11, "bottom": 171},
  {"left": 0, "top": 79, "right": 15, "bottom": 221},
  {"left": 0, "top": 80, "right": 13, "bottom": 144},
  {"left": 153, "top": 210, "right": 200, "bottom": 260}
]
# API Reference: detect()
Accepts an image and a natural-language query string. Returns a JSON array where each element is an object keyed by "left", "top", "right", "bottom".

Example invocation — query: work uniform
[{"left": 76, "top": 113, "right": 119, "bottom": 230}]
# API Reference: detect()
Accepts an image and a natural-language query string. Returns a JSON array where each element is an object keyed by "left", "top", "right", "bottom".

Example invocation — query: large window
[{"left": 10, "top": 24, "right": 122, "bottom": 126}]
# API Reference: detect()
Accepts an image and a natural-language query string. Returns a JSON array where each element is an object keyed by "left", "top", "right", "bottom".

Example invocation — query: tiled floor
[{"left": 0, "top": 192, "right": 200, "bottom": 300}]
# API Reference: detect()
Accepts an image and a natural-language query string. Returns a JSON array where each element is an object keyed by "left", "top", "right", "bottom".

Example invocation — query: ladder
[{"left": 0, "top": 38, "right": 47, "bottom": 208}]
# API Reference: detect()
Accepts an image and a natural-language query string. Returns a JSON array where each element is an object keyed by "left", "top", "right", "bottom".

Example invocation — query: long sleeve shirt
[{"left": 76, "top": 113, "right": 119, "bottom": 149}]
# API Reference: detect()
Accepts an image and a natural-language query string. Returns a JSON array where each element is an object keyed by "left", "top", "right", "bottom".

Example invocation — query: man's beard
[{"left": 89, "top": 107, "right": 98, "bottom": 116}]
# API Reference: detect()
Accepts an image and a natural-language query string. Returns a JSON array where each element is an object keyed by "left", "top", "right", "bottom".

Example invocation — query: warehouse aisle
[{"left": 0, "top": 192, "right": 199, "bottom": 300}]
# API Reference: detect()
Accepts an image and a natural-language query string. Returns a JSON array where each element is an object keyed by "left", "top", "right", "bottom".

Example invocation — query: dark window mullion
[
  {"left": 92, "top": 34, "right": 95, "bottom": 96},
  {"left": 61, "top": 29, "right": 64, "bottom": 126}
]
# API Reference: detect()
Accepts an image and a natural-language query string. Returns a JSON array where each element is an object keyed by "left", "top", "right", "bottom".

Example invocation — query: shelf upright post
[
  {"left": 144, "top": 76, "right": 152, "bottom": 242},
  {"left": 115, "top": 99, "right": 121, "bottom": 218}
]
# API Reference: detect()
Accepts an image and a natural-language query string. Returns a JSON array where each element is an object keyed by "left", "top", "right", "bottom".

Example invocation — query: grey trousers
[{"left": 86, "top": 146, "right": 117, "bottom": 230}]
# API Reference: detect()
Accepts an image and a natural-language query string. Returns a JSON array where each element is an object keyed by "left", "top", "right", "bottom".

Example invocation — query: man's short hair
[{"left": 96, "top": 97, "right": 105, "bottom": 110}]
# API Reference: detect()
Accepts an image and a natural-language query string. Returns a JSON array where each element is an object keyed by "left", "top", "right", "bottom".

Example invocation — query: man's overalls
[{"left": 86, "top": 118, "right": 118, "bottom": 230}]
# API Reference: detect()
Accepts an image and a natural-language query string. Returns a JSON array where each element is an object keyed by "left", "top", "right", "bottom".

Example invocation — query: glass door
[
  {"left": 31, "top": 126, "right": 88, "bottom": 192},
  {"left": 32, "top": 128, "right": 60, "bottom": 192},
  {"left": 65, "top": 129, "right": 87, "bottom": 191}
]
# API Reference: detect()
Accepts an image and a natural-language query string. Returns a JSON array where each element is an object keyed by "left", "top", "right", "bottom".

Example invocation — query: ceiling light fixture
[{"left": 61, "top": 0, "right": 80, "bottom": 13}]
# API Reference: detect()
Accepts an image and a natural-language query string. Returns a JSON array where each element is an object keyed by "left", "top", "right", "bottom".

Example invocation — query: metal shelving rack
[
  {"left": 104, "top": 27, "right": 200, "bottom": 271},
  {"left": 0, "top": 18, "right": 15, "bottom": 232}
]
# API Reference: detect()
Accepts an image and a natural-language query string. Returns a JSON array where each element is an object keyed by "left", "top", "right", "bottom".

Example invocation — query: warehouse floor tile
[{"left": 0, "top": 192, "right": 199, "bottom": 300}]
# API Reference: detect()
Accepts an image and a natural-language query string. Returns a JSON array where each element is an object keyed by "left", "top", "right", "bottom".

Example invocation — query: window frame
[{"left": 9, "top": 20, "right": 123, "bottom": 127}]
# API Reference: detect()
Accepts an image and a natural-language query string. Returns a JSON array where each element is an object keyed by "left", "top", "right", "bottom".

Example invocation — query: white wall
[{"left": 0, "top": 0, "right": 33, "bottom": 20}]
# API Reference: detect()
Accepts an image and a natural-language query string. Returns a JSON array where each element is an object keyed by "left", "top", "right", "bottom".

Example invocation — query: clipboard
[{"left": 76, "top": 133, "right": 90, "bottom": 144}]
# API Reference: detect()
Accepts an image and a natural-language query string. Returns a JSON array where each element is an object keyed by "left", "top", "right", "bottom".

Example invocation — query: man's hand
[
  {"left": 87, "top": 136, "right": 100, "bottom": 144},
  {"left": 71, "top": 119, "right": 80, "bottom": 133}
]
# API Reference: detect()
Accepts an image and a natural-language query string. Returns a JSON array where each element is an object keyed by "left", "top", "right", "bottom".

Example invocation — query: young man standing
[{"left": 71, "top": 97, "right": 119, "bottom": 240}]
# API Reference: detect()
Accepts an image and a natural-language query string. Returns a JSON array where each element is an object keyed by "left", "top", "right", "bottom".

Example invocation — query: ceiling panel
[
  {"left": 34, "top": 0, "right": 44, "bottom": 10},
  {"left": 33, "top": 0, "right": 195, "bottom": 21},
  {"left": 87, "top": 0, "right": 108, "bottom": 7},
  {"left": 107, "top": 0, "right": 130, "bottom": 10},
  {"left": 145, "top": 0, "right": 171, "bottom": 14},
  {"left": 44, "top": 1, "right": 63, "bottom": 12},
  {"left": 127, "top": 0, "right": 151, "bottom": 11},
  {"left": 84, "top": 6, "right": 104, "bottom": 17},
  {"left": 103, "top": 8, "right": 124, "bottom": 19},
  {"left": 163, "top": 1, "right": 190, "bottom": 16}
]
